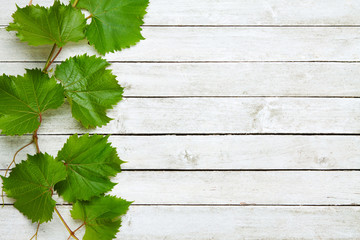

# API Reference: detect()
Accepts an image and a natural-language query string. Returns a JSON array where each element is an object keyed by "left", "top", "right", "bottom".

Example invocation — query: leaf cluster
[
  {"left": 8, "top": 0, "right": 149, "bottom": 54},
  {"left": 1, "top": 0, "right": 149, "bottom": 239},
  {"left": 2, "top": 135, "right": 131, "bottom": 239}
]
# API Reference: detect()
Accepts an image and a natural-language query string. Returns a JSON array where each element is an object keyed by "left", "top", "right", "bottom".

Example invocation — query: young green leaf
[
  {"left": 7, "top": 1, "right": 86, "bottom": 47},
  {"left": 55, "top": 54, "right": 123, "bottom": 128},
  {"left": 55, "top": 134, "right": 124, "bottom": 202},
  {"left": 71, "top": 196, "right": 131, "bottom": 240},
  {"left": 72, "top": 0, "right": 149, "bottom": 54},
  {"left": 0, "top": 69, "right": 64, "bottom": 135},
  {"left": 1, "top": 153, "right": 67, "bottom": 223}
]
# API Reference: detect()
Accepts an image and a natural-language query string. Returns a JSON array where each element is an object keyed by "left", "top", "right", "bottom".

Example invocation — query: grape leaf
[
  {"left": 55, "top": 54, "right": 123, "bottom": 128},
  {"left": 71, "top": 196, "right": 131, "bottom": 240},
  {"left": 72, "top": 0, "right": 149, "bottom": 54},
  {"left": 1, "top": 153, "right": 67, "bottom": 223},
  {"left": 7, "top": 1, "right": 86, "bottom": 47},
  {"left": 0, "top": 69, "right": 64, "bottom": 135},
  {"left": 55, "top": 134, "right": 124, "bottom": 202}
]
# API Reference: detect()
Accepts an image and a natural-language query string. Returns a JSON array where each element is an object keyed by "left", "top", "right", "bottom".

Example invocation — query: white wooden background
[{"left": 1, "top": 0, "right": 360, "bottom": 239}]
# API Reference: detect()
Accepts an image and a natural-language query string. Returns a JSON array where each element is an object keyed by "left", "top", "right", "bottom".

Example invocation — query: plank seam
[
  {"left": 3, "top": 61, "right": 360, "bottom": 63},
  {"left": 2, "top": 169, "right": 360, "bottom": 171},
  {"left": 3, "top": 24, "right": 360, "bottom": 28},
  {"left": 9, "top": 133, "right": 360, "bottom": 136},
  {"left": 2, "top": 203, "right": 360, "bottom": 207}
]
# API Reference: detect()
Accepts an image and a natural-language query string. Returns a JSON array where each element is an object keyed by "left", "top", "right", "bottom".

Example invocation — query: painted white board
[
  {"left": 1, "top": 0, "right": 360, "bottom": 25},
  {"left": 1, "top": 206, "right": 360, "bottom": 239},
  {"left": 1, "top": 27, "right": 360, "bottom": 61},
  {"left": 0, "top": 135, "right": 359, "bottom": 170},
  {"left": 1, "top": 62, "right": 360, "bottom": 97}
]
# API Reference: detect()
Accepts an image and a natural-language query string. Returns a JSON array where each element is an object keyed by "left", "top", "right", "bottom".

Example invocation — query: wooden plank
[
  {"left": 1, "top": 27, "right": 360, "bottom": 62},
  {"left": 2, "top": 62, "right": 360, "bottom": 97},
  {"left": 1, "top": 0, "right": 360, "bottom": 26},
  {"left": 1, "top": 135, "right": 360, "bottom": 170},
  {"left": 1, "top": 206, "right": 359, "bottom": 239},
  {"left": 33, "top": 98, "right": 360, "bottom": 134},
  {"left": 2, "top": 171, "right": 359, "bottom": 204}
]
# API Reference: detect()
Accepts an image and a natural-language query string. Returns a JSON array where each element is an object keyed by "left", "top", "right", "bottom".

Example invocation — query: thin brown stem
[
  {"left": 29, "top": 222, "right": 41, "bottom": 240},
  {"left": 43, "top": 44, "right": 57, "bottom": 73},
  {"left": 73, "top": 222, "right": 85, "bottom": 234},
  {"left": 33, "top": 132, "right": 40, "bottom": 153},
  {"left": 72, "top": 0, "right": 79, "bottom": 7},
  {"left": 67, "top": 223, "right": 84, "bottom": 240},
  {"left": 2, "top": 140, "right": 34, "bottom": 206},
  {"left": 45, "top": 47, "right": 63, "bottom": 72},
  {"left": 86, "top": 14, "right": 93, "bottom": 20},
  {"left": 28, "top": 0, "right": 33, "bottom": 6},
  {"left": 33, "top": 114, "right": 42, "bottom": 154},
  {"left": 5, "top": 141, "right": 33, "bottom": 177},
  {"left": 54, "top": 207, "right": 79, "bottom": 240}
]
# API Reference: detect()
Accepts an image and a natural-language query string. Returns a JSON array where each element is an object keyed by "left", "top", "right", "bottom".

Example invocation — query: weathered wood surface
[
  {"left": 1, "top": 27, "right": 360, "bottom": 61},
  {"left": 1, "top": 0, "right": 360, "bottom": 26},
  {"left": 1, "top": 0, "right": 359, "bottom": 239},
  {"left": 2, "top": 62, "right": 360, "bottom": 97},
  {"left": 2, "top": 171, "right": 359, "bottom": 205},
  {"left": 1, "top": 135, "right": 359, "bottom": 170},
  {"left": 33, "top": 98, "right": 360, "bottom": 134},
  {"left": 1, "top": 206, "right": 360, "bottom": 240}
]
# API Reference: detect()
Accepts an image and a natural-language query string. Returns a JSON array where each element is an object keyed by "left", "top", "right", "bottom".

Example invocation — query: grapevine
[{"left": 0, "top": 0, "right": 149, "bottom": 239}]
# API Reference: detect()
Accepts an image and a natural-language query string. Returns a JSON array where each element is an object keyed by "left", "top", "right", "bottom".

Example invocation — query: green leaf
[
  {"left": 55, "top": 134, "right": 123, "bottom": 202},
  {"left": 0, "top": 69, "right": 64, "bottom": 135},
  {"left": 1, "top": 153, "right": 67, "bottom": 223},
  {"left": 55, "top": 54, "right": 123, "bottom": 128},
  {"left": 7, "top": 1, "right": 86, "bottom": 47},
  {"left": 71, "top": 196, "right": 131, "bottom": 240},
  {"left": 72, "top": 0, "right": 149, "bottom": 54}
]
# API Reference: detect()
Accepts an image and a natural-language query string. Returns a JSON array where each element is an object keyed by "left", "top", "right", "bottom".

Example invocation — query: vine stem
[
  {"left": 43, "top": 46, "right": 62, "bottom": 73},
  {"left": 33, "top": 114, "right": 42, "bottom": 153},
  {"left": 73, "top": 222, "right": 85, "bottom": 234},
  {"left": 2, "top": 140, "right": 34, "bottom": 206},
  {"left": 54, "top": 207, "right": 79, "bottom": 240},
  {"left": 29, "top": 222, "right": 40, "bottom": 240},
  {"left": 72, "top": 0, "right": 79, "bottom": 7},
  {"left": 28, "top": 0, "right": 33, "bottom": 6},
  {"left": 33, "top": 115, "right": 77, "bottom": 239},
  {"left": 43, "top": 44, "right": 57, "bottom": 72},
  {"left": 67, "top": 222, "right": 85, "bottom": 240}
]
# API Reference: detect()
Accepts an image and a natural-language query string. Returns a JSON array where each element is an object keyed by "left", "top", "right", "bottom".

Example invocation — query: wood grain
[
  {"left": 1, "top": 135, "right": 359, "bottom": 170},
  {"left": 2, "top": 62, "right": 360, "bottom": 97},
  {"left": 2, "top": 171, "right": 359, "bottom": 204},
  {"left": 1, "top": 0, "right": 360, "bottom": 26},
  {"left": 34, "top": 98, "right": 360, "bottom": 134},
  {"left": 1, "top": 27, "right": 360, "bottom": 61},
  {"left": 1, "top": 206, "right": 360, "bottom": 239},
  {"left": 0, "top": 0, "right": 359, "bottom": 238}
]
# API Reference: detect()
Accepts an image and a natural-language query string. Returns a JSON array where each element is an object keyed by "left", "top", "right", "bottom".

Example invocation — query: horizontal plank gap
[
  {"left": 3, "top": 24, "right": 360, "bottom": 28},
  {"left": 3, "top": 60, "right": 360, "bottom": 63},
  {"left": 4, "top": 133, "right": 360, "bottom": 138},
  {"left": 124, "top": 96, "right": 360, "bottom": 99},
  {"left": 4, "top": 168, "right": 359, "bottom": 171},
  {"left": 2, "top": 203, "right": 360, "bottom": 207},
  {"left": 8, "top": 133, "right": 360, "bottom": 136}
]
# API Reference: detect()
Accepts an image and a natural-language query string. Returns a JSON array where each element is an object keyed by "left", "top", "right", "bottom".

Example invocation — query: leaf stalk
[
  {"left": 72, "top": 0, "right": 80, "bottom": 8},
  {"left": 29, "top": 222, "right": 40, "bottom": 240},
  {"left": 54, "top": 207, "right": 79, "bottom": 240},
  {"left": 33, "top": 114, "right": 42, "bottom": 154},
  {"left": 2, "top": 140, "right": 34, "bottom": 206},
  {"left": 43, "top": 44, "right": 57, "bottom": 73}
]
